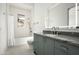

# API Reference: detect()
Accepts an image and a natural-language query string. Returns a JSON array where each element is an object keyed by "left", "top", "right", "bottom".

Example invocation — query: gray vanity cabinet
[
  {"left": 43, "top": 37, "right": 54, "bottom": 55},
  {"left": 54, "top": 40, "right": 68, "bottom": 55},
  {"left": 34, "top": 33, "right": 79, "bottom": 55},
  {"left": 34, "top": 34, "right": 55, "bottom": 55}
]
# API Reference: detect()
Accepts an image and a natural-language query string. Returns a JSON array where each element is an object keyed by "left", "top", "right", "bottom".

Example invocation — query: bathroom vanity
[
  {"left": 33, "top": 28, "right": 79, "bottom": 55},
  {"left": 33, "top": 3, "right": 79, "bottom": 55}
]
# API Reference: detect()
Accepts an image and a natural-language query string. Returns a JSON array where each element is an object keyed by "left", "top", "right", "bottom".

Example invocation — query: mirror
[{"left": 47, "top": 3, "right": 76, "bottom": 28}]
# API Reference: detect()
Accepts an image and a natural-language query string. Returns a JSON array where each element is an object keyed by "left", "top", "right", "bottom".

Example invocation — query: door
[{"left": 8, "top": 15, "right": 15, "bottom": 47}]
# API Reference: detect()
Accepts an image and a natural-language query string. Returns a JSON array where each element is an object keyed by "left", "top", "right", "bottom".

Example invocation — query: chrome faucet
[{"left": 52, "top": 27, "right": 59, "bottom": 35}]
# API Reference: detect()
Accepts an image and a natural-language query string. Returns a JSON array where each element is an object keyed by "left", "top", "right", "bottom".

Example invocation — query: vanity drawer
[
  {"left": 55, "top": 40, "right": 68, "bottom": 55},
  {"left": 67, "top": 44, "right": 79, "bottom": 55}
]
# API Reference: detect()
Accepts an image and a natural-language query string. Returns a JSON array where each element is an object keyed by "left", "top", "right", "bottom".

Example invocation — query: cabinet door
[
  {"left": 34, "top": 34, "right": 45, "bottom": 55},
  {"left": 34, "top": 34, "right": 43, "bottom": 54},
  {"left": 55, "top": 40, "right": 68, "bottom": 55},
  {"left": 68, "top": 44, "right": 79, "bottom": 55},
  {"left": 44, "top": 37, "right": 54, "bottom": 55},
  {"left": 37, "top": 35, "right": 44, "bottom": 55},
  {"left": 33, "top": 34, "right": 39, "bottom": 54}
]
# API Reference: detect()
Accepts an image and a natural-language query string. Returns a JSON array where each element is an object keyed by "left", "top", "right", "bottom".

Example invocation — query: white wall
[
  {"left": 48, "top": 3, "right": 75, "bottom": 27},
  {"left": 77, "top": 6, "right": 79, "bottom": 26},
  {"left": 0, "top": 3, "right": 7, "bottom": 54},
  {"left": 32, "top": 3, "right": 53, "bottom": 33}
]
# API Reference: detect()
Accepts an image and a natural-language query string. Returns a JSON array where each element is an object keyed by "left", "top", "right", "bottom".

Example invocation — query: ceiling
[
  {"left": 9, "top": 3, "right": 75, "bottom": 10},
  {"left": 9, "top": 3, "right": 34, "bottom": 10},
  {"left": 9, "top": 3, "right": 57, "bottom": 10}
]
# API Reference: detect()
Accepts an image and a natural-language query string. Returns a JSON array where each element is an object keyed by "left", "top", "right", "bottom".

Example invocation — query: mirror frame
[{"left": 67, "top": 4, "right": 76, "bottom": 26}]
